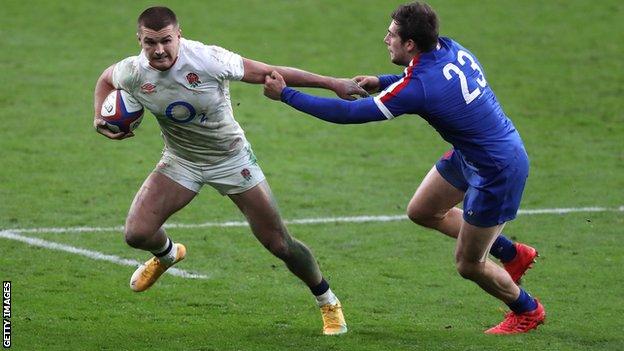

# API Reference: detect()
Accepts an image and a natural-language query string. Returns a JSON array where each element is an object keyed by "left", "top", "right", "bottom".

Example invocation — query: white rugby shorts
[{"left": 154, "top": 145, "right": 265, "bottom": 195}]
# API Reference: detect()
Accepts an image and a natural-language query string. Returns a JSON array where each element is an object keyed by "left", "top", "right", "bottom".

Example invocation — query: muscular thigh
[
  {"left": 407, "top": 166, "right": 465, "bottom": 218},
  {"left": 126, "top": 172, "right": 197, "bottom": 233}
]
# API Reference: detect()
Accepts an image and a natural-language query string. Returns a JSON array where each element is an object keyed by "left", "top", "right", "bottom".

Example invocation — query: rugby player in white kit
[{"left": 92, "top": 6, "right": 367, "bottom": 336}]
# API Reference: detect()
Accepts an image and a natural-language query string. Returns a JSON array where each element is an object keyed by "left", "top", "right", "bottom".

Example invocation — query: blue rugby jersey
[{"left": 280, "top": 37, "right": 525, "bottom": 171}]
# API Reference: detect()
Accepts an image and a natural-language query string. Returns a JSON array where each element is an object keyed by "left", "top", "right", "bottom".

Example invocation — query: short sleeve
[
  {"left": 111, "top": 56, "right": 140, "bottom": 92},
  {"left": 204, "top": 45, "right": 244, "bottom": 81}
]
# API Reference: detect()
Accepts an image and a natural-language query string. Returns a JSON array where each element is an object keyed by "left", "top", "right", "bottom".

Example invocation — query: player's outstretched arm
[
  {"left": 241, "top": 58, "right": 369, "bottom": 101},
  {"left": 93, "top": 65, "right": 133, "bottom": 140},
  {"left": 264, "top": 71, "right": 385, "bottom": 124}
]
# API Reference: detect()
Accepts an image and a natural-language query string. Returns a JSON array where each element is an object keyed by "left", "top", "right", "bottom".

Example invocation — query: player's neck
[{"left": 403, "top": 53, "right": 419, "bottom": 66}]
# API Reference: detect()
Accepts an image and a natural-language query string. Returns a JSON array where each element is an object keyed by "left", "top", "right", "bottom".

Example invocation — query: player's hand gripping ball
[{"left": 100, "top": 90, "right": 144, "bottom": 133}]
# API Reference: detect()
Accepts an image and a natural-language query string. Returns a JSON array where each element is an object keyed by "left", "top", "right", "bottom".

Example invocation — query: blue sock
[
  {"left": 489, "top": 234, "right": 516, "bottom": 262},
  {"left": 507, "top": 288, "right": 538, "bottom": 314}
]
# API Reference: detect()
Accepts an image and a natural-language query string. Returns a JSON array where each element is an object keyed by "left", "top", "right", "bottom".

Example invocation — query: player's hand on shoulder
[
  {"left": 264, "top": 71, "right": 286, "bottom": 101},
  {"left": 93, "top": 117, "right": 134, "bottom": 140},
  {"left": 353, "top": 75, "right": 380, "bottom": 94}
]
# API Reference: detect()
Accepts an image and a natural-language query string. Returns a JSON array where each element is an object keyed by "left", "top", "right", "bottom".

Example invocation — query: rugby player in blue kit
[{"left": 264, "top": 1, "right": 545, "bottom": 334}]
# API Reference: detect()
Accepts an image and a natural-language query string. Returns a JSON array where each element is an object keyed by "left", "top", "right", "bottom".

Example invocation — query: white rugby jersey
[{"left": 112, "top": 38, "right": 247, "bottom": 164}]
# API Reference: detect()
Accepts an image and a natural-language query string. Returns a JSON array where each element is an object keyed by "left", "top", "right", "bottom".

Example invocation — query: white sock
[
  {"left": 315, "top": 288, "right": 338, "bottom": 307},
  {"left": 152, "top": 238, "right": 177, "bottom": 266}
]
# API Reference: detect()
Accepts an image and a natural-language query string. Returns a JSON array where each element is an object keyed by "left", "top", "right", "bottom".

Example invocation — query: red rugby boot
[
  {"left": 485, "top": 300, "right": 546, "bottom": 334},
  {"left": 503, "top": 243, "right": 538, "bottom": 283}
]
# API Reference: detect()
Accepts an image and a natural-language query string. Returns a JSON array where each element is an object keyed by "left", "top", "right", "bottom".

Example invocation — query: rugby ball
[{"left": 100, "top": 90, "right": 144, "bottom": 133}]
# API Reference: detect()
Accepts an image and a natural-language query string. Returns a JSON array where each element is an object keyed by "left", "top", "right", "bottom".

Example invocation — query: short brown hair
[
  {"left": 391, "top": 2, "right": 439, "bottom": 52},
  {"left": 137, "top": 6, "right": 178, "bottom": 31}
]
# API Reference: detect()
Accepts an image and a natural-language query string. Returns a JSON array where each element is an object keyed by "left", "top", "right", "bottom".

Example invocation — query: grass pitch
[{"left": 1, "top": 0, "right": 623, "bottom": 350}]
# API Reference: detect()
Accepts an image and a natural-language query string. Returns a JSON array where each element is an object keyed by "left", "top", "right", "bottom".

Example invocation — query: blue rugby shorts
[{"left": 435, "top": 148, "right": 529, "bottom": 227}]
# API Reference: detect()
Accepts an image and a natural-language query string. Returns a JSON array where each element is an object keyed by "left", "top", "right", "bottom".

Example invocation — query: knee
[
  {"left": 455, "top": 258, "right": 484, "bottom": 281},
  {"left": 407, "top": 205, "right": 442, "bottom": 228}
]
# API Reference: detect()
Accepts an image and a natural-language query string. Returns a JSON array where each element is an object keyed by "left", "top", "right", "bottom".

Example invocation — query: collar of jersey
[{"left": 416, "top": 37, "right": 452, "bottom": 65}]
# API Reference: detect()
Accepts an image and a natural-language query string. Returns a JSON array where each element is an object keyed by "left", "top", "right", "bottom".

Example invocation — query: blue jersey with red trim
[
  {"left": 374, "top": 37, "right": 523, "bottom": 170},
  {"left": 280, "top": 37, "right": 525, "bottom": 171}
]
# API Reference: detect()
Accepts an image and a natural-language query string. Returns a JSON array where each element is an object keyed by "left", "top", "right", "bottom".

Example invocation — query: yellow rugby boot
[
  {"left": 320, "top": 300, "right": 348, "bottom": 335},
  {"left": 130, "top": 243, "right": 186, "bottom": 292}
]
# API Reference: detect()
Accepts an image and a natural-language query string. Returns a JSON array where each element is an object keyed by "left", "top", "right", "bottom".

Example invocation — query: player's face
[
  {"left": 138, "top": 25, "right": 181, "bottom": 71},
  {"left": 383, "top": 21, "right": 412, "bottom": 66}
]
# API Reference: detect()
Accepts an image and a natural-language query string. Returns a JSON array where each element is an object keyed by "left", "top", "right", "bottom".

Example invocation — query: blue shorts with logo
[{"left": 435, "top": 148, "right": 529, "bottom": 227}]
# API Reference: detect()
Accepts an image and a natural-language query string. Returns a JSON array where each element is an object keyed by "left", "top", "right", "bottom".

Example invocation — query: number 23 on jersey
[{"left": 443, "top": 50, "right": 487, "bottom": 104}]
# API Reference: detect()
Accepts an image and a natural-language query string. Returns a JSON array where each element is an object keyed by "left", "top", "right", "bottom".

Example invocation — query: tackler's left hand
[
  {"left": 332, "top": 78, "right": 370, "bottom": 100},
  {"left": 264, "top": 71, "right": 287, "bottom": 100}
]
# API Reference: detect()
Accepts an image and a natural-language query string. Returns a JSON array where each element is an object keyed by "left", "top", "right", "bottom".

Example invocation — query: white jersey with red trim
[{"left": 112, "top": 38, "right": 246, "bottom": 164}]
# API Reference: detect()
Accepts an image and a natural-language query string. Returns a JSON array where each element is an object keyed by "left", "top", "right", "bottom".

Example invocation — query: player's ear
[{"left": 405, "top": 39, "right": 416, "bottom": 52}]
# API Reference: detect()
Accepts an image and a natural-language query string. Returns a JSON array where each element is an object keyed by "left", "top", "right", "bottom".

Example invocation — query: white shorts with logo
[{"left": 154, "top": 145, "right": 265, "bottom": 195}]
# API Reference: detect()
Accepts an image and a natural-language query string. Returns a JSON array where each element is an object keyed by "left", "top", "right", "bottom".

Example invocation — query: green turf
[{"left": 1, "top": 0, "right": 623, "bottom": 350}]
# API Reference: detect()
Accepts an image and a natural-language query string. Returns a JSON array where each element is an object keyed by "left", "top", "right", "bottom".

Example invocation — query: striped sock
[
  {"left": 152, "top": 237, "right": 176, "bottom": 266},
  {"left": 310, "top": 278, "right": 338, "bottom": 306}
]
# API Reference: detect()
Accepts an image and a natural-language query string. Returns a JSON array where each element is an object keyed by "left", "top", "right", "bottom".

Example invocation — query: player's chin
[{"left": 150, "top": 58, "right": 172, "bottom": 70}]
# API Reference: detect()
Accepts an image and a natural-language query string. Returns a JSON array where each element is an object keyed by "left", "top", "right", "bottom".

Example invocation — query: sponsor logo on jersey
[
  {"left": 241, "top": 168, "right": 252, "bottom": 181},
  {"left": 141, "top": 83, "right": 156, "bottom": 94},
  {"left": 186, "top": 73, "right": 201, "bottom": 87}
]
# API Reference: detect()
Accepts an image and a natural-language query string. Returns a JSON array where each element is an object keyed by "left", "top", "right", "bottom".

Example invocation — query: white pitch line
[
  {"left": 1, "top": 206, "right": 621, "bottom": 280},
  {"left": 3, "top": 205, "right": 622, "bottom": 235},
  {"left": 0, "top": 230, "right": 208, "bottom": 280}
]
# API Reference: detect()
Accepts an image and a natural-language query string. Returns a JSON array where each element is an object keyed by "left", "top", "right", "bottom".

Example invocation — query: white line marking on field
[
  {"left": 3, "top": 206, "right": 622, "bottom": 235},
  {"left": 1, "top": 206, "right": 621, "bottom": 280},
  {"left": 0, "top": 230, "right": 208, "bottom": 279}
]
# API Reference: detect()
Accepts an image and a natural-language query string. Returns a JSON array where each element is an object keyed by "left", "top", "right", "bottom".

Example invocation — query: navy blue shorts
[{"left": 435, "top": 148, "right": 529, "bottom": 227}]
